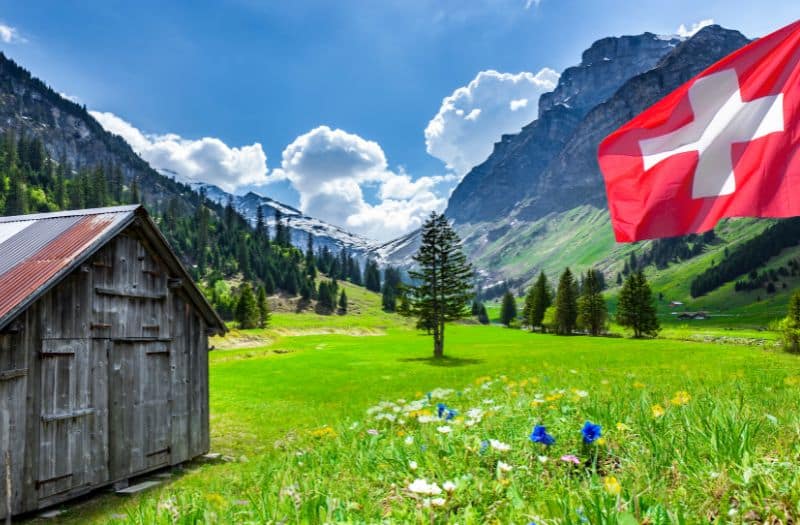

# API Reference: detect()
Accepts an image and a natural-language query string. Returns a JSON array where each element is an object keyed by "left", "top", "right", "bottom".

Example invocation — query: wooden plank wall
[{"left": 0, "top": 227, "right": 212, "bottom": 518}]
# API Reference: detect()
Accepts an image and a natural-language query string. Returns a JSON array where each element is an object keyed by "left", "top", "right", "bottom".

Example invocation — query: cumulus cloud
[
  {"left": 425, "top": 68, "right": 559, "bottom": 175},
  {"left": 270, "top": 126, "right": 450, "bottom": 241},
  {"left": 676, "top": 19, "right": 714, "bottom": 38},
  {"left": 0, "top": 24, "right": 24, "bottom": 44},
  {"left": 524, "top": 0, "right": 542, "bottom": 8},
  {"left": 90, "top": 111, "right": 269, "bottom": 193}
]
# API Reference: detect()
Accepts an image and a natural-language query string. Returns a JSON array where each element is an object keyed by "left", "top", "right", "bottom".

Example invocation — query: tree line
[
  {"left": 495, "top": 267, "right": 659, "bottom": 338},
  {"left": 690, "top": 218, "right": 800, "bottom": 297}
]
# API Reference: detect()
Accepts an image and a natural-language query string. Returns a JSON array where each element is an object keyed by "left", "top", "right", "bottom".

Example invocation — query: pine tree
[
  {"left": 577, "top": 269, "right": 607, "bottom": 336},
  {"left": 256, "top": 285, "right": 270, "bottom": 328},
  {"left": 781, "top": 290, "right": 800, "bottom": 353},
  {"left": 617, "top": 271, "right": 660, "bottom": 338},
  {"left": 6, "top": 166, "right": 26, "bottom": 215},
  {"left": 364, "top": 259, "right": 381, "bottom": 292},
  {"left": 130, "top": 176, "right": 140, "bottom": 203},
  {"left": 339, "top": 289, "right": 348, "bottom": 312},
  {"left": 408, "top": 212, "right": 473, "bottom": 358},
  {"left": 526, "top": 271, "right": 552, "bottom": 331},
  {"left": 305, "top": 233, "right": 316, "bottom": 278},
  {"left": 477, "top": 304, "right": 490, "bottom": 325},
  {"left": 235, "top": 283, "right": 259, "bottom": 329},
  {"left": 554, "top": 268, "right": 578, "bottom": 335},
  {"left": 500, "top": 291, "right": 517, "bottom": 327},
  {"left": 522, "top": 285, "right": 535, "bottom": 328},
  {"left": 255, "top": 205, "right": 266, "bottom": 238},
  {"left": 381, "top": 282, "right": 396, "bottom": 312}
]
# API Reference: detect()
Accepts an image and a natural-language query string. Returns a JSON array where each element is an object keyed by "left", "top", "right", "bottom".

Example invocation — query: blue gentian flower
[
  {"left": 479, "top": 440, "right": 489, "bottom": 454},
  {"left": 529, "top": 425, "right": 555, "bottom": 446},
  {"left": 445, "top": 409, "right": 457, "bottom": 421},
  {"left": 436, "top": 402, "right": 447, "bottom": 418},
  {"left": 581, "top": 421, "right": 602, "bottom": 444}
]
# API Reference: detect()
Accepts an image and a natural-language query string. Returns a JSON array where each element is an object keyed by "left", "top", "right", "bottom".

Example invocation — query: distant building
[
  {"left": 0, "top": 205, "right": 225, "bottom": 518},
  {"left": 676, "top": 311, "right": 709, "bottom": 320}
]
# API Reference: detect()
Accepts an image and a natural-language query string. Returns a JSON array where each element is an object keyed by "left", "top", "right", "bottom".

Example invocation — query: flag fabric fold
[{"left": 599, "top": 20, "right": 800, "bottom": 242}]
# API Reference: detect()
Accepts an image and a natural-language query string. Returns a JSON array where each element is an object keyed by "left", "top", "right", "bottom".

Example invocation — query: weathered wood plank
[{"left": 94, "top": 288, "right": 167, "bottom": 301}]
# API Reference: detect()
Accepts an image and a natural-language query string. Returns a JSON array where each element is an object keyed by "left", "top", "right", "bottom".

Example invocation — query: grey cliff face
[
  {"left": 445, "top": 26, "right": 750, "bottom": 227},
  {"left": 445, "top": 32, "right": 682, "bottom": 225},
  {"left": 515, "top": 26, "right": 751, "bottom": 221}
]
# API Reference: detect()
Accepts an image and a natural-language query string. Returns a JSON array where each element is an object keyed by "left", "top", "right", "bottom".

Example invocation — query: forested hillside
[{"left": 0, "top": 50, "right": 388, "bottom": 324}]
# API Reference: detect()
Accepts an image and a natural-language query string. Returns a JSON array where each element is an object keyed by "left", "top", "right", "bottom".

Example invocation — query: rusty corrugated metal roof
[{"left": 0, "top": 205, "right": 138, "bottom": 327}]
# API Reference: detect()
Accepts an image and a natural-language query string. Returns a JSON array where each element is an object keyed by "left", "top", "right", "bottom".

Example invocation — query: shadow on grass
[{"left": 398, "top": 356, "right": 484, "bottom": 367}]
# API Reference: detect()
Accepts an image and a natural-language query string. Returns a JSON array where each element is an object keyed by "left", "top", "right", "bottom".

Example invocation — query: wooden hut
[{"left": 0, "top": 205, "right": 226, "bottom": 518}]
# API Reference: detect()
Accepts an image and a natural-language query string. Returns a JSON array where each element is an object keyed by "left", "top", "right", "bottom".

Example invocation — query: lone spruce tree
[
  {"left": 617, "top": 271, "right": 660, "bottom": 338},
  {"left": 577, "top": 269, "right": 607, "bottom": 336},
  {"left": 409, "top": 212, "right": 473, "bottom": 358},
  {"left": 500, "top": 291, "right": 517, "bottom": 327},
  {"left": 554, "top": 268, "right": 578, "bottom": 335}
]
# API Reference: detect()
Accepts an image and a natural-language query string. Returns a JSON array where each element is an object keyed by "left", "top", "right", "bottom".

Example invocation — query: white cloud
[
  {"left": 509, "top": 98, "right": 528, "bottom": 111},
  {"left": 676, "top": 19, "right": 714, "bottom": 38},
  {"left": 269, "top": 126, "right": 449, "bottom": 241},
  {"left": 425, "top": 68, "right": 559, "bottom": 175},
  {"left": 524, "top": 0, "right": 542, "bottom": 8},
  {"left": 90, "top": 111, "right": 269, "bottom": 193},
  {"left": 59, "top": 92, "right": 80, "bottom": 104},
  {"left": 0, "top": 24, "right": 24, "bottom": 44}
]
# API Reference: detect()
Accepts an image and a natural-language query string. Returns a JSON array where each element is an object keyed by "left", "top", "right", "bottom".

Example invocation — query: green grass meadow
[{"left": 33, "top": 283, "right": 800, "bottom": 524}]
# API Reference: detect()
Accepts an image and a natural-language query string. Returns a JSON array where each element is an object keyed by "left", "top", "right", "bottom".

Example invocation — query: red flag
[{"left": 598, "top": 20, "right": 800, "bottom": 242}]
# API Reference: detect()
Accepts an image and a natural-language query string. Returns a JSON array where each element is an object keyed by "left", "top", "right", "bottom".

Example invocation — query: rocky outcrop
[
  {"left": 445, "top": 32, "right": 682, "bottom": 224},
  {"left": 515, "top": 26, "right": 750, "bottom": 221},
  {"left": 0, "top": 52, "right": 196, "bottom": 210}
]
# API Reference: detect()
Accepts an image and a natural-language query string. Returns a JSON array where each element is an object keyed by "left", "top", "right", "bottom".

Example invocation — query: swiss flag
[{"left": 598, "top": 20, "right": 800, "bottom": 242}]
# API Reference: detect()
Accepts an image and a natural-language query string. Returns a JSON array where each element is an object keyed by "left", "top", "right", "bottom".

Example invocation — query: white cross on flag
[{"left": 599, "top": 20, "right": 800, "bottom": 242}]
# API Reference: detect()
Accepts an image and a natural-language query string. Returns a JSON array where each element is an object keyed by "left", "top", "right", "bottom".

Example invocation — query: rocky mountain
[
  {"left": 0, "top": 52, "right": 196, "bottom": 210},
  {"left": 191, "top": 183, "right": 378, "bottom": 257},
  {"left": 377, "top": 26, "right": 753, "bottom": 290},
  {"left": 445, "top": 32, "right": 683, "bottom": 224}
]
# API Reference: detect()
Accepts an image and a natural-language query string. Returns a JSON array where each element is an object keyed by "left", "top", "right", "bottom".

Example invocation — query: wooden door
[
  {"left": 108, "top": 341, "right": 171, "bottom": 479},
  {"left": 37, "top": 339, "right": 107, "bottom": 502}
]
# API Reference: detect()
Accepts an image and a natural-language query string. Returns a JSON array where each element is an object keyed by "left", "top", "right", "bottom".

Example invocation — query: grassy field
[{"left": 31, "top": 283, "right": 800, "bottom": 524}]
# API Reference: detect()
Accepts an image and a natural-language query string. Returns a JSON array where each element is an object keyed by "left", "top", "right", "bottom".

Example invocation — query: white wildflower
[
  {"left": 498, "top": 460, "right": 513, "bottom": 472},
  {"left": 409, "top": 460, "right": 418, "bottom": 471},
  {"left": 489, "top": 439, "right": 511, "bottom": 452},
  {"left": 404, "top": 435, "right": 414, "bottom": 445},
  {"left": 408, "top": 479, "right": 442, "bottom": 495},
  {"left": 443, "top": 481, "right": 456, "bottom": 492},
  {"left": 437, "top": 425, "right": 452, "bottom": 434}
]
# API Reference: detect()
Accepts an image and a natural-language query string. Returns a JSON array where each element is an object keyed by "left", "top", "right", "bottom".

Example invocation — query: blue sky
[{"left": 0, "top": 1, "right": 797, "bottom": 240}]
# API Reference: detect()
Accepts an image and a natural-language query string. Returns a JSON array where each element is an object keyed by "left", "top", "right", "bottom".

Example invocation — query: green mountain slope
[{"left": 465, "top": 206, "right": 797, "bottom": 326}]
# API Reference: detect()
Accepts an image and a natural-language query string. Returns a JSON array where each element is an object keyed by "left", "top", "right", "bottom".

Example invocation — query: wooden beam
[
  {"left": 110, "top": 337, "right": 172, "bottom": 343},
  {"left": 41, "top": 408, "right": 95, "bottom": 423},
  {"left": 0, "top": 368, "right": 27, "bottom": 381},
  {"left": 95, "top": 287, "right": 167, "bottom": 300}
]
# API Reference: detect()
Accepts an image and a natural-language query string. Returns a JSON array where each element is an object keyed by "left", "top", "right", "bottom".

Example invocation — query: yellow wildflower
[
  {"left": 603, "top": 476, "right": 621, "bottom": 496},
  {"left": 615, "top": 422, "right": 630, "bottom": 432},
  {"left": 310, "top": 425, "right": 338, "bottom": 438},
  {"left": 651, "top": 404, "right": 665, "bottom": 418},
  {"left": 633, "top": 381, "right": 646, "bottom": 389},
  {"left": 205, "top": 493, "right": 226, "bottom": 507},
  {"left": 474, "top": 376, "right": 492, "bottom": 385},
  {"left": 670, "top": 391, "right": 691, "bottom": 406}
]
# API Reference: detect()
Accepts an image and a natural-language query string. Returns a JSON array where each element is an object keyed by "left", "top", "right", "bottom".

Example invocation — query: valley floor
[{"left": 25, "top": 285, "right": 800, "bottom": 523}]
